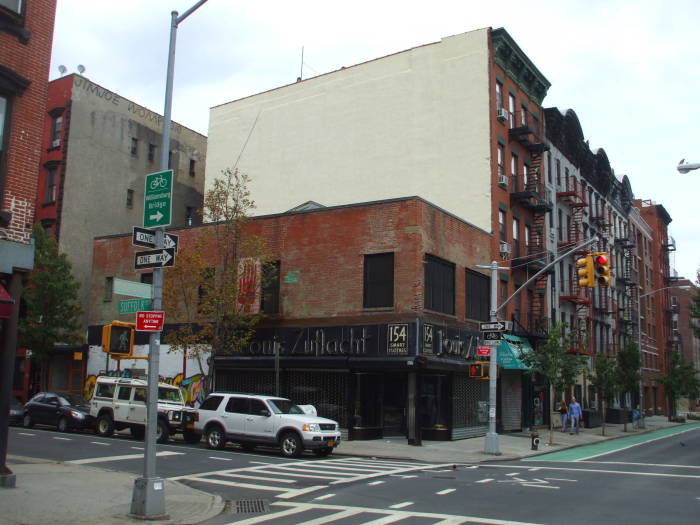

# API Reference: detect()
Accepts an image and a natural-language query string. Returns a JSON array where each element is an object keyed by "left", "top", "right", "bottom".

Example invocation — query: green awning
[{"left": 497, "top": 334, "right": 532, "bottom": 370}]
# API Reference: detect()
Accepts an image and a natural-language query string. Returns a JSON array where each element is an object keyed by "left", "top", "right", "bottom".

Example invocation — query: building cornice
[{"left": 491, "top": 28, "right": 550, "bottom": 104}]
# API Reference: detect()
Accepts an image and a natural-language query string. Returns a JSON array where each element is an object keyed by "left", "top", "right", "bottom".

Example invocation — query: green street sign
[
  {"left": 119, "top": 298, "right": 152, "bottom": 314},
  {"left": 144, "top": 169, "right": 173, "bottom": 228},
  {"left": 114, "top": 278, "right": 152, "bottom": 299}
]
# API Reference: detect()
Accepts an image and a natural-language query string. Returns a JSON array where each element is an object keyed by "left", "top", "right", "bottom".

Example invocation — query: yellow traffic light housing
[
  {"left": 101, "top": 321, "right": 135, "bottom": 358},
  {"left": 576, "top": 255, "right": 595, "bottom": 288},
  {"left": 469, "top": 362, "right": 490, "bottom": 380},
  {"left": 593, "top": 252, "right": 611, "bottom": 287}
]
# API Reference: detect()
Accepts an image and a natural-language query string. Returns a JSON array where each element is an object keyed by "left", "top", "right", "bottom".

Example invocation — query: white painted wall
[{"left": 206, "top": 29, "right": 492, "bottom": 232}]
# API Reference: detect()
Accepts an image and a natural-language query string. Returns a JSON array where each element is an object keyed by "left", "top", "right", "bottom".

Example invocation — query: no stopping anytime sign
[{"left": 136, "top": 311, "right": 165, "bottom": 332}]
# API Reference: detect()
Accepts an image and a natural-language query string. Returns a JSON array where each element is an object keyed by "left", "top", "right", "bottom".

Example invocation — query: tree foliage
[
  {"left": 163, "top": 168, "right": 272, "bottom": 374},
  {"left": 589, "top": 356, "right": 617, "bottom": 435},
  {"left": 616, "top": 339, "right": 640, "bottom": 405},
  {"left": 519, "top": 322, "right": 587, "bottom": 443},
  {"left": 18, "top": 225, "right": 82, "bottom": 387},
  {"left": 658, "top": 351, "right": 699, "bottom": 418}
]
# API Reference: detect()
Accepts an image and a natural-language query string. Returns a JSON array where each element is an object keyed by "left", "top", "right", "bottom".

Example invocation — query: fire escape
[
  {"left": 616, "top": 231, "right": 638, "bottom": 340},
  {"left": 556, "top": 176, "right": 591, "bottom": 354},
  {"left": 509, "top": 110, "right": 552, "bottom": 340}
]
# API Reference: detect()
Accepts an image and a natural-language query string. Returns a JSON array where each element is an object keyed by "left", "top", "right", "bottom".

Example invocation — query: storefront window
[
  {"left": 354, "top": 373, "right": 381, "bottom": 429},
  {"left": 419, "top": 374, "right": 449, "bottom": 434}
]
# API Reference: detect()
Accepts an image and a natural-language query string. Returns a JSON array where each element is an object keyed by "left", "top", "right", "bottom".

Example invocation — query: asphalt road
[{"left": 8, "top": 423, "right": 700, "bottom": 525}]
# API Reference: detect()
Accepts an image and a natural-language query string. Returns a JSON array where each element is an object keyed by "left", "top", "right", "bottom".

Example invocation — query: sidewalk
[{"left": 0, "top": 416, "right": 685, "bottom": 525}]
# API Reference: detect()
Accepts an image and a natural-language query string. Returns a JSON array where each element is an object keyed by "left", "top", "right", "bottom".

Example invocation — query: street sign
[
  {"left": 136, "top": 311, "right": 164, "bottom": 332},
  {"left": 482, "top": 331, "right": 503, "bottom": 341},
  {"left": 134, "top": 248, "right": 175, "bottom": 270},
  {"left": 119, "top": 299, "right": 152, "bottom": 314},
  {"left": 132, "top": 226, "right": 179, "bottom": 252},
  {"left": 479, "top": 321, "right": 512, "bottom": 332},
  {"left": 477, "top": 345, "right": 492, "bottom": 357},
  {"left": 143, "top": 170, "right": 173, "bottom": 228},
  {"left": 114, "top": 278, "right": 152, "bottom": 299}
]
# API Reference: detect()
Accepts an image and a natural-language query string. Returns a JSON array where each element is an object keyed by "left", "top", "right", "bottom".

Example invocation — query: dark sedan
[
  {"left": 23, "top": 392, "right": 93, "bottom": 432},
  {"left": 8, "top": 397, "right": 23, "bottom": 425}
]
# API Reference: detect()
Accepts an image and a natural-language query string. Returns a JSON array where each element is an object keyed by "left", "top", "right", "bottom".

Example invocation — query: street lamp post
[
  {"left": 635, "top": 285, "right": 691, "bottom": 429},
  {"left": 129, "top": 1, "right": 208, "bottom": 519}
]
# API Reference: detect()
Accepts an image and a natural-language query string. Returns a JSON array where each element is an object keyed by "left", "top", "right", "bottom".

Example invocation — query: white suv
[
  {"left": 195, "top": 393, "right": 341, "bottom": 457},
  {"left": 89, "top": 376, "right": 198, "bottom": 444}
]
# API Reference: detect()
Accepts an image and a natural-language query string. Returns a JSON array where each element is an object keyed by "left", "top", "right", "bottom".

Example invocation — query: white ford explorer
[{"left": 194, "top": 393, "right": 341, "bottom": 457}]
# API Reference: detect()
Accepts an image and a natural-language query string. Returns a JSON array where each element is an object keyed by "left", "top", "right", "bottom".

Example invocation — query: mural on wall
[{"left": 83, "top": 370, "right": 207, "bottom": 407}]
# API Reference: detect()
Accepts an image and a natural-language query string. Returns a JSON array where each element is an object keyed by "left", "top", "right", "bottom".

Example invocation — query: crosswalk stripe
[{"left": 66, "top": 450, "right": 184, "bottom": 464}]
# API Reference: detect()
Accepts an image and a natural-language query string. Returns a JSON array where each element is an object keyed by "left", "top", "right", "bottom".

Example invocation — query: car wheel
[
  {"left": 313, "top": 447, "right": 332, "bottom": 457},
  {"left": 280, "top": 432, "right": 303, "bottom": 458},
  {"left": 182, "top": 430, "right": 200, "bottom": 444},
  {"left": 57, "top": 416, "right": 70, "bottom": 433},
  {"left": 156, "top": 419, "right": 170, "bottom": 444},
  {"left": 130, "top": 426, "right": 145, "bottom": 440},
  {"left": 23, "top": 413, "right": 34, "bottom": 428},
  {"left": 206, "top": 425, "right": 226, "bottom": 450},
  {"left": 96, "top": 414, "right": 115, "bottom": 437}
]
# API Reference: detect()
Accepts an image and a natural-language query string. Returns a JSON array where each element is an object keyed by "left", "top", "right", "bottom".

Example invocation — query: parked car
[
  {"left": 8, "top": 397, "right": 23, "bottom": 426},
  {"left": 23, "top": 392, "right": 93, "bottom": 432},
  {"left": 88, "top": 376, "right": 198, "bottom": 444},
  {"left": 194, "top": 393, "right": 341, "bottom": 457}
]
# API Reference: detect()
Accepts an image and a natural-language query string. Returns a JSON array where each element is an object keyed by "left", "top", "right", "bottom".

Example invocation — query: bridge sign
[{"left": 143, "top": 170, "right": 172, "bottom": 228}]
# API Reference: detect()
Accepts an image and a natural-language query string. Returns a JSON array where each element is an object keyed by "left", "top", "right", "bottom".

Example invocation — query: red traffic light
[{"left": 595, "top": 254, "right": 607, "bottom": 265}]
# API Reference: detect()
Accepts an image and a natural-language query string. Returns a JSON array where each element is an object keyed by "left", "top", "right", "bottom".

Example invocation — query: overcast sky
[{"left": 50, "top": 0, "right": 700, "bottom": 281}]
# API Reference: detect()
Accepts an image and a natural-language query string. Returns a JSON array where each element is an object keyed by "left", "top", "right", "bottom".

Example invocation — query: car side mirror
[{"left": 260, "top": 409, "right": 271, "bottom": 417}]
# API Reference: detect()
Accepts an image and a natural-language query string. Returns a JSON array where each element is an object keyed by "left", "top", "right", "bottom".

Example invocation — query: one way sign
[
  {"left": 134, "top": 248, "right": 175, "bottom": 270},
  {"left": 132, "top": 226, "right": 179, "bottom": 252}
]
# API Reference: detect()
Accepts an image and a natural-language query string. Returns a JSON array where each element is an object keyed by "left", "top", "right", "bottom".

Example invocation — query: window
[
  {"left": 510, "top": 153, "right": 517, "bottom": 181},
  {"left": 126, "top": 189, "right": 134, "bottom": 208},
  {"left": 363, "top": 253, "right": 394, "bottom": 308},
  {"left": 557, "top": 209, "right": 563, "bottom": 241},
  {"left": 200, "top": 395, "right": 223, "bottom": 411},
  {"left": 133, "top": 388, "right": 146, "bottom": 403},
  {"left": 498, "top": 210, "right": 506, "bottom": 241},
  {"left": 95, "top": 383, "right": 115, "bottom": 399},
  {"left": 0, "top": 95, "right": 8, "bottom": 201},
  {"left": 186, "top": 206, "right": 194, "bottom": 226},
  {"left": 104, "top": 277, "right": 113, "bottom": 301},
  {"left": 189, "top": 158, "right": 196, "bottom": 177},
  {"left": 261, "top": 261, "right": 280, "bottom": 314},
  {"left": 547, "top": 152, "right": 552, "bottom": 184},
  {"left": 496, "top": 81, "right": 503, "bottom": 109},
  {"left": 225, "top": 396, "right": 248, "bottom": 414},
  {"left": 424, "top": 254, "right": 454, "bottom": 315},
  {"left": 465, "top": 269, "right": 489, "bottom": 321},
  {"left": 168, "top": 150, "right": 173, "bottom": 169},
  {"left": 140, "top": 272, "right": 153, "bottom": 285},
  {"left": 130, "top": 137, "right": 138, "bottom": 157},
  {"left": 525, "top": 224, "right": 531, "bottom": 248},
  {"left": 555, "top": 159, "right": 561, "bottom": 187},
  {"left": 45, "top": 167, "right": 57, "bottom": 203},
  {"left": 249, "top": 399, "right": 268, "bottom": 416},
  {"left": 508, "top": 94, "right": 515, "bottom": 128},
  {"left": 497, "top": 144, "right": 505, "bottom": 178},
  {"left": 513, "top": 217, "right": 520, "bottom": 256},
  {"left": 522, "top": 163, "right": 528, "bottom": 187},
  {"left": 148, "top": 143, "right": 156, "bottom": 163},
  {"left": 117, "top": 387, "right": 132, "bottom": 401},
  {"left": 50, "top": 115, "right": 62, "bottom": 147},
  {"left": 198, "top": 267, "right": 215, "bottom": 314}
]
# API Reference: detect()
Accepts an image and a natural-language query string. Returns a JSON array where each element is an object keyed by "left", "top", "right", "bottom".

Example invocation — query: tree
[
  {"left": 616, "top": 339, "right": 641, "bottom": 431},
  {"left": 658, "top": 351, "right": 700, "bottom": 419},
  {"left": 589, "top": 356, "right": 617, "bottom": 435},
  {"left": 519, "top": 322, "right": 587, "bottom": 445},
  {"left": 163, "top": 168, "right": 272, "bottom": 384},
  {"left": 18, "top": 225, "right": 82, "bottom": 390}
]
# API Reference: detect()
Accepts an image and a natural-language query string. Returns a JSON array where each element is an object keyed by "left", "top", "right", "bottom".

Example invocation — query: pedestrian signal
[
  {"left": 469, "top": 362, "right": 490, "bottom": 379},
  {"left": 101, "top": 321, "right": 135, "bottom": 357},
  {"left": 576, "top": 255, "right": 595, "bottom": 288},
  {"left": 593, "top": 252, "right": 611, "bottom": 287}
]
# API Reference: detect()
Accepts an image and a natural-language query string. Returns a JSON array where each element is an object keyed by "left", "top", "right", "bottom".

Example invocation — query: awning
[
  {"left": 0, "top": 282, "right": 14, "bottom": 319},
  {"left": 497, "top": 334, "right": 532, "bottom": 370}
]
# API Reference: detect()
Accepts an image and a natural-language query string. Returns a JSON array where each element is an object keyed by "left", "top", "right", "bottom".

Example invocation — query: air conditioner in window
[
  {"left": 51, "top": 139, "right": 60, "bottom": 148},
  {"left": 499, "top": 241, "right": 511, "bottom": 258},
  {"left": 498, "top": 173, "right": 508, "bottom": 186},
  {"left": 496, "top": 108, "right": 509, "bottom": 122}
]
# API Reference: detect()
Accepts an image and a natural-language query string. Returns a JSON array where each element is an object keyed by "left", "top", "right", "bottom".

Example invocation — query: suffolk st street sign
[{"left": 134, "top": 248, "right": 175, "bottom": 270}]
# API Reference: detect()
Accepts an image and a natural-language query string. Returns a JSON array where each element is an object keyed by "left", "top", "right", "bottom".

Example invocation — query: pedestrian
[
  {"left": 568, "top": 396, "right": 582, "bottom": 434},
  {"left": 559, "top": 399, "right": 568, "bottom": 432}
]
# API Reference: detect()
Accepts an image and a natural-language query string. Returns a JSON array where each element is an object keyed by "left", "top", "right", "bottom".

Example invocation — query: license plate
[
  {"left": 185, "top": 423, "right": 194, "bottom": 429},
  {"left": 326, "top": 441, "right": 335, "bottom": 447}
]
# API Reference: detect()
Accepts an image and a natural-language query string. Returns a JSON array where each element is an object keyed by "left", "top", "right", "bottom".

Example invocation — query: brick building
[
  {"left": 670, "top": 279, "right": 700, "bottom": 411},
  {"left": 87, "top": 197, "right": 543, "bottom": 440},
  {"left": 0, "top": 0, "right": 57, "bottom": 485}
]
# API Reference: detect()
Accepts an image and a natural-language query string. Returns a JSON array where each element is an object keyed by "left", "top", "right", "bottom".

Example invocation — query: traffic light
[
  {"left": 576, "top": 255, "right": 595, "bottom": 288},
  {"left": 593, "top": 252, "right": 611, "bottom": 287},
  {"left": 101, "top": 321, "right": 135, "bottom": 357},
  {"left": 469, "top": 362, "right": 490, "bottom": 379}
]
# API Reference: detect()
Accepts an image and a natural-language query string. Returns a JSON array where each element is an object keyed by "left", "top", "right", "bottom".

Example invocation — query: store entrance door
[{"left": 382, "top": 373, "right": 407, "bottom": 436}]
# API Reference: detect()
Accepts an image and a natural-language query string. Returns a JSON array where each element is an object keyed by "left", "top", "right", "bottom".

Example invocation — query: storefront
[
  {"left": 212, "top": 319, "right": 490, "bottom": 440},
  {"left": 497, "top": 334, "right": 535, "bottom": 432}
]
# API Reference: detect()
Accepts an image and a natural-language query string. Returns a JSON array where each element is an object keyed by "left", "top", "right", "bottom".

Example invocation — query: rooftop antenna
[
  {"left": 58, "top": 65, "right": 67, "bottom": 76},
  {"left": 77, "top": 64, "right": 85, "bottom": 74},
  {"left": 297, "top": 46, "right": 304, "bottom": 82}
]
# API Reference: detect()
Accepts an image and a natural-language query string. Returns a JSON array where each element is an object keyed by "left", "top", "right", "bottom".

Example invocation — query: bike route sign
[{"left": 143, "top": 170, "right": 173, "bottom": 228}]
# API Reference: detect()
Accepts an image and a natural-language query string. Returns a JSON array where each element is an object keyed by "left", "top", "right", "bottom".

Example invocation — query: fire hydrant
[{"left": 530, "top": 430, "right": 540, "bottom": 451}]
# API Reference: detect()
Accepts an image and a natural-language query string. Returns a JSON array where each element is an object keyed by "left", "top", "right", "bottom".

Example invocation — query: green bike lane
[{"left": 523, "top": 422, "right": 700, "bottom": 462}]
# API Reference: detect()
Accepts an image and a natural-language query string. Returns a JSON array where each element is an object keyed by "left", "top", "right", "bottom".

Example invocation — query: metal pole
[
  {"left": 484, "top": 261, "right": 500, "bottom": 455},
  {"left": 637, "top": 290, "right": 644, "bottom": 429},
  {"left": 130, "top": 2, "right": 207, "bottom": 517}
]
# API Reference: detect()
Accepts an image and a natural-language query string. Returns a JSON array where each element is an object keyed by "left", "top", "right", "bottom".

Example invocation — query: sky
[{"left": 49, "top": 0, "right": 700, "bottom": 281}]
